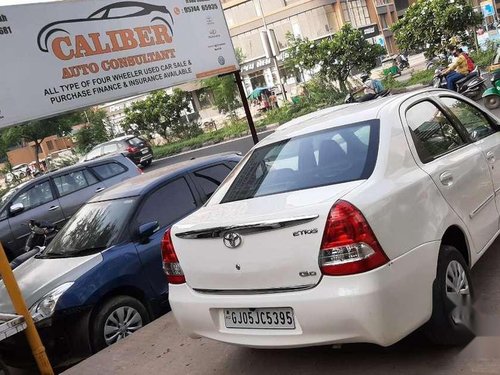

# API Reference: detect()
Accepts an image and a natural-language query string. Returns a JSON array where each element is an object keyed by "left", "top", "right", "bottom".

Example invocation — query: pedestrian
[{"left": 269, "top": 91, "right": 279, "bottom": 109}]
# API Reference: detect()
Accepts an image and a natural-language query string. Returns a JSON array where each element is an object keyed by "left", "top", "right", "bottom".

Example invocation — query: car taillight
[
  {"left": 161, "top": 228, "right": 185, "bottom": 284},
  {"left": 137, "top": 166, "right": 144, "bottom": 174},
  {"left": 319, "top": 200, "right": 389, "bottom": 276},
  {"left": 126, "top": 146, "right": 139, "bottom": 153}
]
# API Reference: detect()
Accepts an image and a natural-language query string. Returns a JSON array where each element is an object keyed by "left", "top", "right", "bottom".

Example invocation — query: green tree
[
  {"left": 392, "top": 0, "right": 482, "bottom": 58},
  {"left": 75, "top": 109, "right": 110, "bottom": 152},
  {"left": 202, "top": 49, "right": 245, "bottom": 118},
  {"left": 285, "top": 24, "right": 385, "bottom": 91},
  {"left": 123, "top": 89, "right": 197, "bottom": 141},
  {"left": 8, "top": 112, "right": 79, "bottom": 168}
]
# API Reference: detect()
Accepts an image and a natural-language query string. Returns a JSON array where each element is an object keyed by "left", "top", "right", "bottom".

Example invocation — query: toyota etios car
[{"left": 167, "top": 89, "right": 500, "bottom": 348}]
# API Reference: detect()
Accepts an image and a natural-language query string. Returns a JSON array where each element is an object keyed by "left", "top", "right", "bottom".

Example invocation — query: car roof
[
  {"left": 90, "top": 153, "right": 241, "bottom": 202},
  {"left": 258, "top": 88, "right": 437, "bottom": 147}
]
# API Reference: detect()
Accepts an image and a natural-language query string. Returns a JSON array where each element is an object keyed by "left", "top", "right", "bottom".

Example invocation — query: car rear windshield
[
  {"left": 128, "top": 137, "right": 144, "bottom": 146},
  {"left": 222, "top": 121, "right": 379, "bottom": 203},
  {"left": 42, "top": 198, "right": 137, "bottom": 258}
]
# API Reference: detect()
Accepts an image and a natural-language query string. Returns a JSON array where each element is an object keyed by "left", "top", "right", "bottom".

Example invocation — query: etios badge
[{"left": 223, "top": 232, "right": 242, "bottom": 249}]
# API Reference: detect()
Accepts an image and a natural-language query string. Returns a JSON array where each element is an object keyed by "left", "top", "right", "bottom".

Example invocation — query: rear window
[
  {"left": 222, "top": 121, "right": 379, "bottom": 203},
  {"left": 91, "top": 162, "right": 126, "bottom": 180},
  {"left": 127, "top": 137, "right": 144, "bottom": 146}
]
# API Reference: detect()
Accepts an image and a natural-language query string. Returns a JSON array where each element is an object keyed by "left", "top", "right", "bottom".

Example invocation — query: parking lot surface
[{"left": 62, "top": 234, "right": 500, "bottom": 375}]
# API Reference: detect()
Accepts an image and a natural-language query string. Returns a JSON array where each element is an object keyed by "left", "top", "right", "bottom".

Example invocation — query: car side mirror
[
  {"left": 10, "top": 203, "right": 24, "bottom": 215},
  {"left": 137, "top": 221, "right": 160, "bottom": 243}
]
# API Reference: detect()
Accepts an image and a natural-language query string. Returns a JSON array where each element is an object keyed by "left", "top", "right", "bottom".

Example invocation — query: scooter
[
  {"left": 482, "top": 70, "right": 500, "bottom": 110},
  {"left": 397, "top": 54, "right": 410, "bottom": 70},
  {"left": 433, "top": 67, "right": 486, "bottom": 101},
  {"left": 9, "top": 220, "right": 57, "bottom": 270}
]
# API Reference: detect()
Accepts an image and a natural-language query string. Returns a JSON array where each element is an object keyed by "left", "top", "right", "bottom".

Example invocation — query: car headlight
[{"left": 29, "top": 282, "right": 74, "bottom": 320}]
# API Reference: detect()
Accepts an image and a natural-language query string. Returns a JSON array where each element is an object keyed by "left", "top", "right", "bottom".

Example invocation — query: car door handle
[
  {"left": 95, "top": 187, "right": 106, "bottom": 193},
  {"left": 48, "top": 205, "right": 60, "bottom": 212},
  {"left": 487, "top": 151, "right": 496, "bottom": 163},
  {"left": 439, "top": 172, "right": 454, "bottom": 186}
]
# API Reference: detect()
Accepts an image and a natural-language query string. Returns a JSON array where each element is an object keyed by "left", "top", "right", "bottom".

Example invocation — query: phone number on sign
[
  {"left": 184, "top": 4, "right": 218, "bottom": 13},
  {"left": 0, "top": 27, "right": 12, "bottom": 35}
]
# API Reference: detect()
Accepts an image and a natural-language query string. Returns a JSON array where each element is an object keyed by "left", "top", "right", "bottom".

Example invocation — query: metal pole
[
  {"left": 234, "top": 71, "right": 258, "bottom": 144},
  {"left": 0, "top": 243, "right": 54, "bottom": 375},
  {"left": 256, "top": 0, "right": 287, "bottom": 100}
]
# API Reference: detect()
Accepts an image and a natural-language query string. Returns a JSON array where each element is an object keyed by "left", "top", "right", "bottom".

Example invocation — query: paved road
[
  {"left": 65, "top": 234, "right": 500, "bottom": 375},
  {"left": 147, "top": 130, "right": 274, "bottom": 172}
]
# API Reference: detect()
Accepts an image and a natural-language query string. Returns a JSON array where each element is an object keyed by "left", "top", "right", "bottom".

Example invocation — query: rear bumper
[{"left": 169, "top": 242, "right": 439, "bottom": 348}]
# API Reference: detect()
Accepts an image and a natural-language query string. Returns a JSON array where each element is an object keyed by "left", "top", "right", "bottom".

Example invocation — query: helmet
[{"left": 360, "top": 73, "right": 369, "bottom": 82}]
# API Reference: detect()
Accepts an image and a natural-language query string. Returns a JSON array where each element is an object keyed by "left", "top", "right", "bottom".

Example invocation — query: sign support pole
[
  {"left": 0, "top": 243, "right": 54, "bottom": 375},
  {"left": 234, "top": 70, "right": 259, "bottom": 145}
]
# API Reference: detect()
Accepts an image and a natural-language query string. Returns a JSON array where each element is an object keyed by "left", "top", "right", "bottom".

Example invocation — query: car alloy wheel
[
  {"left": 426, "top": 245, "right": 474, "bottom": 346},
  {"left": 484, "top": 95, "right": 500, "bottom": 110},
  {"left": 445, "top": 260, "right": 471, "bottom": 326},
  {"left": 103, "top": 306, "right": 143, "bottom": 346}
]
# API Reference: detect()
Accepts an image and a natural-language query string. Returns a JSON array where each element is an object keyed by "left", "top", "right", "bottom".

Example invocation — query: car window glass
[
  {"left": 83, "top": 169, "right": 99, "bottom": 185},
  {"left": 406, "top": 101, "right": 465, "bottom": 163},
  {"left": 128, "top": 137, "right": 144, "bottom": 147},
  {"left": 222, "top": 122, "right": 377, "bottom": 202},
  {"left": 135, "top": 178, "right": 197, "bottom": 228},
  {"left": 12, "top": 181, "right": 54, "bottom": 211},
  {"left": 91, "top": 162, "right": 126, "bottom": 180},
  {"left": 86, "top": 147, "right": 102, "bottom": 160},
  {"left": 192, "top": 164, "right": 232, "bottom": 198},
  {"left": 102, "top": 143, "right": 119, "bottom": 154},
  {"left": 53, "top": 170, "right": 93, "bottom": 197},
  {"left": 440, "top": 97, "right": 496, "bottom": 141}
]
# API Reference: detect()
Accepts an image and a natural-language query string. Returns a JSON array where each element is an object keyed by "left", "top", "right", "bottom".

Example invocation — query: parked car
[
  {"left": 0, "top": 154, "right": 141, "bottom": 261},
  {"left": 168, "top": 89, "right": 500, "bottom": 349},
  {"left": 4, "top": 164, "right": 29, "bottom": 184},
  {"left": 0, "top": 153, "right": 241, "bottom": 368},
  {"left": 81, "top": 136, "right": 153, "bottom": 167}
]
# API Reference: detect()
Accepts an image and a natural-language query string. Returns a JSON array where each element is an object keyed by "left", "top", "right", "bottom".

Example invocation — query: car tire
[
  {"left": 484, "top": 95, "right": 500, "bottom": 110},
  {"left": 144, "top": 159, "right": 152, "bottom": 167},
  {"left": 90, "top": 296, "right": 150, "bottom": 353},
  {"left": 425, "top": 245, "right": 475, "bottom": 346}
]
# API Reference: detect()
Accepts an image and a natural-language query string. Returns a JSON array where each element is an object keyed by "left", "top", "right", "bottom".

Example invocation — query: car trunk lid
[{"left": 171, "top": 180, "right": 363, "bottom": 291}]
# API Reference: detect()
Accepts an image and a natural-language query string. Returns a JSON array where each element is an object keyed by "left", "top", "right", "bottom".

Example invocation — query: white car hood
[{"left": 0, "top": 253, "right": 102, "bottom": 314}]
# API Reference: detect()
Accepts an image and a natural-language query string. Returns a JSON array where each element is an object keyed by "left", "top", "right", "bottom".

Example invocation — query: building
[
  {"left": 222, "top": 0, "right": 400, "bottom": 96},
  {"left": 7, "top": 135, "right": 74, "bottom": 167}
]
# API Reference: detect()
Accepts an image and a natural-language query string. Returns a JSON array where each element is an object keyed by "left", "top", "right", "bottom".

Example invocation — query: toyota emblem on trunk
[{"left": 223, "top": 232, "right": 242, "bottom": 248}]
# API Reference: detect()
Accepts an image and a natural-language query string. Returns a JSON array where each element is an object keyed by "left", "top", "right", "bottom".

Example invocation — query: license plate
[
  {"left": 224, "top": 307, "right": 295, "bottom": 329},
  {"left": 141, "top": 148, "right": 148, "bottom": 154}
]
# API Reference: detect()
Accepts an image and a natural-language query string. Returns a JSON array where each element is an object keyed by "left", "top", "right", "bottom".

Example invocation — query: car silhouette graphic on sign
[{"left": 37, "top": 1, "right": 174, "bottom": 53}]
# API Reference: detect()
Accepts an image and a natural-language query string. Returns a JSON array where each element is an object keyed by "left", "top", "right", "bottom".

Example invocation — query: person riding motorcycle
[
  {"left": 355, "top": 73, "right": 383, "bottom": 102},
  {"left": 442, "top": 47, "right": 470, "bottom": 91}
]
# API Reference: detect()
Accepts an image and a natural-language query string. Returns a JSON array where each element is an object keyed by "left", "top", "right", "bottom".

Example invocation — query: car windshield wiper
[{"left": 36, "top": 247, "right": 106, "bottom": 259}]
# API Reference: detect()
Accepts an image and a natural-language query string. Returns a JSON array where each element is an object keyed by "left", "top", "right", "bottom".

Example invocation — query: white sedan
[{"left": 165, "top": 89, "right": 499, "bottom": 348}]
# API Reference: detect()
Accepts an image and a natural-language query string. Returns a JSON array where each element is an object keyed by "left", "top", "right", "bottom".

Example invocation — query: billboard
[{"left": 0, "top": 0, "right": 238, "bottom": 128}]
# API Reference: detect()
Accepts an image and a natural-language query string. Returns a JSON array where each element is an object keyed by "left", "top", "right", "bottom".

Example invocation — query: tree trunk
[{"left": 33, "top": 140, "right": 42, "bottom": 171}]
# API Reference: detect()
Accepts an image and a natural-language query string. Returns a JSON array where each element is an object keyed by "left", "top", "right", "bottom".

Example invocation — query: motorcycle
[
  {"left": 344, "top": 89, "right": 391, "bottom": 104},
  {"left": 9, "top": 220, "right": 57, "bottom": 270},
  {"left": 397, "top": 54, "right": 410, "bottom": 70},
  {"left": 482, "top": 69, "right": 500, "bottom": 110},
  {"left": 433, "top": 67, "right": 486, "bottom": 101}
]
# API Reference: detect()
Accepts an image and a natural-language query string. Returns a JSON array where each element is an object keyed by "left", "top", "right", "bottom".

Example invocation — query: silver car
[{"left": 0, "top": 154, "right": 141, "bottom": 260}]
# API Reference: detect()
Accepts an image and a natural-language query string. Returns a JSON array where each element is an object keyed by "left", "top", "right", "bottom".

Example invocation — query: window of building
[
  {"left": 46, "top": 140, "right": 54, "bottom": 151},
  {"left": 224, "top": 1, "right": 259, "bottom": 27},
  {"left": 260, "top": 0, "right": 285, "bottom": 15},
  {"left": 342, "top": 0, "right": 371, "bottom": 28}
]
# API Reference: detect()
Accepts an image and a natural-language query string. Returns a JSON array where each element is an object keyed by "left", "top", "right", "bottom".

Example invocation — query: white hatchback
[{"left": 166, "top": 89, "right": 500, "bottom": 348}]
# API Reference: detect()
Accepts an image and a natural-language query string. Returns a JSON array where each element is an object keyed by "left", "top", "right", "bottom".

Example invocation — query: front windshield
[{"left": 42, "top": 198, "right": 137, "bottom": 258}]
